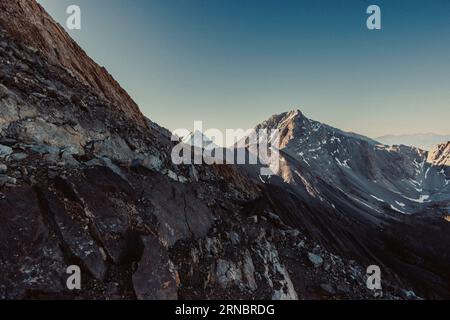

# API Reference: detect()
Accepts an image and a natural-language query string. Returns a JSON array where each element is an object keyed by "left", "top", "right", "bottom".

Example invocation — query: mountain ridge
[
  {"left": 0, "top": 0, "right": 147, "bottom": 129},
  {"left": 377, "top": 133, "right": 450, "bottom": 151}
]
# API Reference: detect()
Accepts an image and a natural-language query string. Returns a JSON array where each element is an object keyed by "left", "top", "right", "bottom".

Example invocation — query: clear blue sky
[{"left": 37, "top": 0, "right": 450, "bottom": 137}]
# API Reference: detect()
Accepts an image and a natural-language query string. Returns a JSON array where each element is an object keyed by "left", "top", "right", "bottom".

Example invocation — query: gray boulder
[
  {"left": 308, "top": 253, "right": 324, "bottom": 268},
  {"left": 0, "top": 144, "right": 12, "bottom": 159}
]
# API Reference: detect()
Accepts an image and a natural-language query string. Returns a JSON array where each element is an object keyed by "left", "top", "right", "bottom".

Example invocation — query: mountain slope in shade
[{"left": 377, "top": 133, "right": 450, "bottom": 151}]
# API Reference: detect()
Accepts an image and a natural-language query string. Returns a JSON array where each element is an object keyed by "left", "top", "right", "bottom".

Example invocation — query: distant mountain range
[{"left": 377, "top": 133, "right": 450, "bottom": 151}]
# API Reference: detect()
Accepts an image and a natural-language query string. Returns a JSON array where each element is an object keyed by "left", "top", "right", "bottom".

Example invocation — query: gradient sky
[{"left": 37, "top": 0, "right": 450, "bottom": 138}]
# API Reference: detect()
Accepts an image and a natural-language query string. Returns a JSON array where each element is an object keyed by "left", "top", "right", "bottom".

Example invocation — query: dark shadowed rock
[
  {"left": 63, "top": 168, "right": 133, "bottom": 264},
  {"left": 320, "top": 283, "right": 337, "bottom": 296},
  {"left": 0, "top": 187, "right": 66, "bottom": 299},
  {"left": 141, "top": 174, "right": 214, "bottom": 246},
  {"left": 132, "top": 235, "right": 178, "bottom": 300},
  {"left": 0, "top": 174, "right": 8, "bottom": 187},
  {"left": 38, "top": 188, "right": 107, "bottom": 280}
]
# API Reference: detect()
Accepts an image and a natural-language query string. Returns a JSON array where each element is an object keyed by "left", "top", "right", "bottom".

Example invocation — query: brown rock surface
[{"left": 0, "top": 0, "right": 148, "bottom": 129}]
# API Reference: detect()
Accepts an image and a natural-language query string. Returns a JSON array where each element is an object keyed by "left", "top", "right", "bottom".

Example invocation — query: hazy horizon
[{"left": 37, "top": 0, "right": 450, "bottom": 138}]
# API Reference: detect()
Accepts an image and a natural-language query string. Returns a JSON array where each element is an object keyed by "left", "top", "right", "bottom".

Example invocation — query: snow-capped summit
[{"left": 247, "top": 110, "right": 450, "bottom": 217}]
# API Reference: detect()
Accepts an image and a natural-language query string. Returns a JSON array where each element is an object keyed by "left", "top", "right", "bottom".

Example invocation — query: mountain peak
[
  {"left": 284, "top": 109, "right": 305, "bottom": 123},
  {"left": 287, "top": 109, "right": 304, "bottom": 117},
  {"left": 255, "top": 109, "right": 305, "bottom": 131},
  {"left": 182, "top": 131, "right": 217, "bottom": 149},
  {"left": 254, "top": 110, "right": 380, "bottom": 149}
]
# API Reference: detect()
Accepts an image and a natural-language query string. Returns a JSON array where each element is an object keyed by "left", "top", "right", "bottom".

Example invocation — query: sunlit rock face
[
  {"left": 428, "top": 142, "right": 450, "bottom": 167},
  {"left": 1, "top": 0, "right": 450, "bottom": 301},
  {"left": 0, "top": 0, "right": 147, "bottom": 129}
]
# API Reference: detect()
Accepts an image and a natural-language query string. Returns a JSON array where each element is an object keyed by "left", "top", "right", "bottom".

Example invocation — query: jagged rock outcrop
[
  {"left": 169, "top": 199, "right": 390, "bottom": 300},
  {"left": 0, "top": 187, "right": 67, "bottom": 299},
  {"left": 1, "top": 1, "right": 449, "bottom": 301},
  {"left": 0, "top": 0, "right": 147, "bottom": 129},
  {"left": 428, "top": 142, "right": 450, "bottom": 167},
  {"left": 132, "top": 235, "right": 179, "bottom": 300}
]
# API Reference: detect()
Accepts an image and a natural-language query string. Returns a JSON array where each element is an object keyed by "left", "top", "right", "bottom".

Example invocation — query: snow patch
[
  {"left": 402, "top": 194, "right": 430, "bottom": 203},
  {"left": 371, "top": 195, "right": 385, "bottom": 203},
  {"left": 349, "top": 196, "right": 381, "bottom": 213},
  {"left": 395, "top": 201, "right": 406, "bottom": 207},
  {"left": 424, "top": 167, "right": 431, "bottom": 179},
  {"left": 330, "top": 136, "right": 342, "bottom": 143},
  {"left": 390, "top": 205, "right": 408, "bottom": 215},
  {"left": 335, "top": 158, "right": 351, "bottom": 169}
]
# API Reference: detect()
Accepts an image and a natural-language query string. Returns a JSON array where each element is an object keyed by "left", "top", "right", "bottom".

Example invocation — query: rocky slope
[
  {"left": 0, "top": 0, "right": 147, "bottom": 129},
  {"left": 0, "top": 1, "right": 449, "bottom": 300}
]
